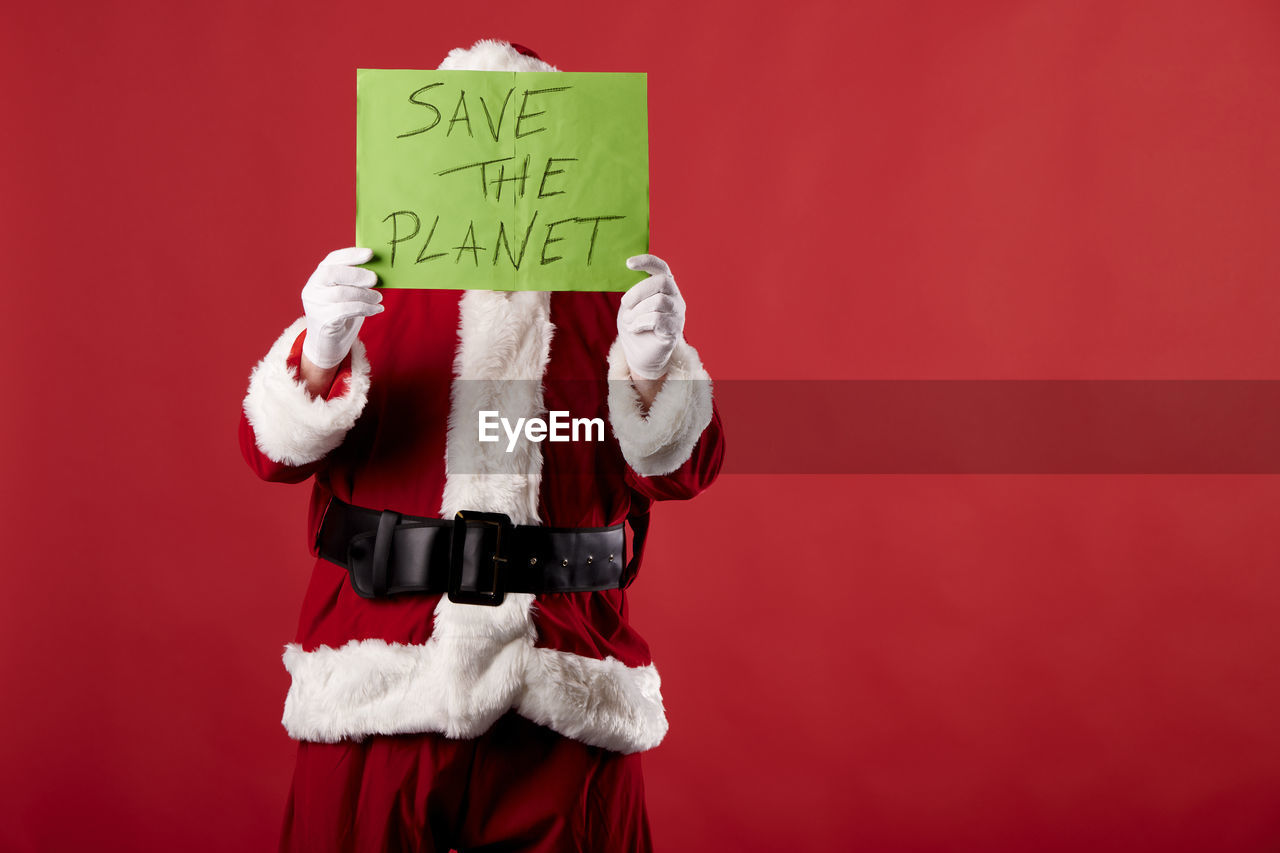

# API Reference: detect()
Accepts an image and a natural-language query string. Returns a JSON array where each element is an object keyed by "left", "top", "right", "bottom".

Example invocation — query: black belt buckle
[{"left": 448, "top": 510, "right": 512, "bottom": 606}]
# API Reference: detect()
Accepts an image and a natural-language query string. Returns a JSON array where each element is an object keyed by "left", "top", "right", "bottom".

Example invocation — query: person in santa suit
[{"left": 238, "top": 39, "right": 724, "bottom": 852}]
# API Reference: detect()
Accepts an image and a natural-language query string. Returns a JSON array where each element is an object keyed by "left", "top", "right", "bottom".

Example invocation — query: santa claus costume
[{"left": 239, "top": 40, "right": 724, "bottom": 853}]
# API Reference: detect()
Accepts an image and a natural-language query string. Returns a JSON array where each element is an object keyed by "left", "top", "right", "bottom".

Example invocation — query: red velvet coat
[{"left": 240, "top": 287, "right": 722, "bottom": 753}]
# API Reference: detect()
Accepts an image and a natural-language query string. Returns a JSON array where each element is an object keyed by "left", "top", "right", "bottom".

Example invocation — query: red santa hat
[{"left": 437, "top": 38, "right": 559, "bottom": 73}]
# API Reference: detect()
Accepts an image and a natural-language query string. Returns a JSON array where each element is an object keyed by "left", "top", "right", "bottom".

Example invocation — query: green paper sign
[{"left": 356, "top": 69, "right": 649, "bottom": 291}]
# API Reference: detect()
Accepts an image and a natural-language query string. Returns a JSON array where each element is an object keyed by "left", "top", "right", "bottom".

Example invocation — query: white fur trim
[
  {"left": 519, "top": 648, "right": 668, "bottom": 752},
  {"left": 441, "top": 290, "right": 554, "bottom": 526},
  {"left": 242, "top": 317, "right": 371, "bottom": 466},
  {"left": 607, "top": 338, "right": 714, "bottom": 476},
  {"left": 438, "top": 39, "right": 558, "bottom": 73},
  {"left": 281, "top": 641, "right": 667, "bottom": 754}
]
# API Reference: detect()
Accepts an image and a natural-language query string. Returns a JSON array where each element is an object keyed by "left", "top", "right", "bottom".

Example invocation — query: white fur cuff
[
  {"left": 607, "top": 338, "right": 714, "bottom": 477},
  {"left": 242, "top": 317, "right": 372, "bottom": 466}
]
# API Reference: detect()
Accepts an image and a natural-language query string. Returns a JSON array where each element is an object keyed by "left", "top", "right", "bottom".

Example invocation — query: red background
[{"left": 3, "top": 1, "right": 1279, "bottom": 850}]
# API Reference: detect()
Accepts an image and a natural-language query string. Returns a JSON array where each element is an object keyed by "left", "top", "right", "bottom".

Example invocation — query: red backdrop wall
[{"left": 3, "top": 1, "right": 1279, "bottom": 851}]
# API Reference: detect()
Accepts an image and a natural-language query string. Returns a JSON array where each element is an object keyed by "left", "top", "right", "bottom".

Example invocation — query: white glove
[
  {"left": 618, "top": 254, "right": 686, "bottom": 380},
  {"left": 301, "top": 247, "right": 383, "bottom": 369}
]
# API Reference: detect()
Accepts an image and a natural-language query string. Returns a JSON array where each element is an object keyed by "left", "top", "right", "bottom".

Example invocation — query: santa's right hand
[{"left": 300, "top": 247, "right": 383, "bottom": 369}]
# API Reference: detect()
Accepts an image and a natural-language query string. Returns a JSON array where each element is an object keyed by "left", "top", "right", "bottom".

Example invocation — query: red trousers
[{"left": 280, "top": 712, "right": 653, "bottom": 852}]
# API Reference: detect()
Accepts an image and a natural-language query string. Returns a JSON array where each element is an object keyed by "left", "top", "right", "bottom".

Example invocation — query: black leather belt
[{"left": 316, "top": 497, "right": 648, "bottom": 605}]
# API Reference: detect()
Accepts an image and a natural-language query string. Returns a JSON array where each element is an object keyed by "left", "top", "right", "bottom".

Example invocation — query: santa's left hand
[{"left": 618, "top": 254, "right": 686, "bottom": 380}]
